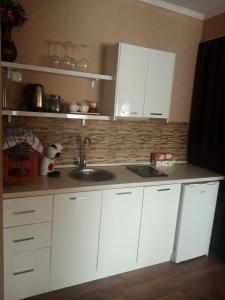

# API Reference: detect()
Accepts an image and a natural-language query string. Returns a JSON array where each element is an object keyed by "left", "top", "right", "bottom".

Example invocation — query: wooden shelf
[
  {"left": 1, "top": 61, "right": 113, "bottom": 81},
  {"left": 2, "top": 110, "right": 112, "bottom": 121}
]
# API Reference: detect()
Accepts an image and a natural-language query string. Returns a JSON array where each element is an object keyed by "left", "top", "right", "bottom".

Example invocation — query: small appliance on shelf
[{"left": 24, "top": 83, "right": 45, "bottom": 112}]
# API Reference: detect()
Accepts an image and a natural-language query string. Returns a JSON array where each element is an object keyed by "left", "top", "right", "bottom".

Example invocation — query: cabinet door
[
  {"left": 51, "top": 191, "right": 102, "bottom": 288},
  {"left": 173, "top": 182, "right": 219, "bottom": 263},
  {"left": 97, "top": 187, "right": 143, "bottom": 277},
  {"left": 115, "top": 43, "right": 148, "bottom": 117},
  {"left": 4, "top": 248, "right": 50, "bottom": 300},
  {"left": 138, "top": 184, "right": 181, "bottom": 267},
  {"left": 143, "top": 49, "right": 175, "bottom": 119}
]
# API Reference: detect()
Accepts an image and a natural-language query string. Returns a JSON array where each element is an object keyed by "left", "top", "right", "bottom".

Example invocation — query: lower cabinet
[
  {"left": 4, "top": 181, "right": 220, "bottom": 299},
  {"left": 173, "top": 181, "right": 219, "bottom": 263},
  {"left": 4, "top": 248, "right": 50, "bottom": 300},
  {"left": 97, "top": 187, "right": 143, "bottom": 277},
  {"left": 51, "top": 191, "right": 102, "bottom": 288},
  {"left": 137, "top": 184, "right": 181, "bottom": 267},
  {"left": 3, "top": 195, "right": 53, "bottom": 300}
]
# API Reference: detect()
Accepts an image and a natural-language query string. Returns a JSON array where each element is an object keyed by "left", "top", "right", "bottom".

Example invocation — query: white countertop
[{"left": 3, "top": 163, "right": 224, "bottom": 199}]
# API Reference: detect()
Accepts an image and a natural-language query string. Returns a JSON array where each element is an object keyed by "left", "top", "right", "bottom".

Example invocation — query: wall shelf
[
  {"left": 2, "top": 110, "right": 112, "bottom": 125},
  {"left": 1, "top": 61, "right": 113, "bottom": 81}
]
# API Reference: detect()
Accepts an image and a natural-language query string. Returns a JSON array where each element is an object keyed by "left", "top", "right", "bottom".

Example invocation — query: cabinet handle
[
  {"left": 207, "top": 182, "right": 218, "bottom": 185},
  {"left": 69, "top": 196, "right": 88, "bottom": 200},
  {"left": 150, "top": 113, "right": 163, "bottom": 116},
  {"left": 200, "top": 191, "right": 206, "bottom": 193},
  {"left": 157, "top": 188, "right": 171, "bottom": 192},
  {"left": 13, "top": 209, "right": 36, "bottom": 215},
  {"left": 13, "top": 268, "right": 34, "bottom": 276},
  {"left": 123, "top": 112, "right": 138, "bottom": 115},
  {"left": 13, "top": 237, "right": 35, "bottom": 243},
  {"left": 116, "top": 192, "right": 132, "bottom": 195}
]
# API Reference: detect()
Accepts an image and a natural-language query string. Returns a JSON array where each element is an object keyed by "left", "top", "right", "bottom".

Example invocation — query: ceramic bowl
[
  {"left": 68, "top": 103, "right": 79, "bottom": 113},
  {"left": 79, "top": 104, "right": 89, "bottom": 113}
]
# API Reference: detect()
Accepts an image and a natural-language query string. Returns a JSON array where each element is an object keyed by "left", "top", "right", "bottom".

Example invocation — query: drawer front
[
  {"left": 54, "top": 190, "right": 102, "bottom": 202},
  {"left": 4, "top": 248, "right": 50, "bottom": 300},
  {"left": 144, "top": 184, "right": 181, "bottom": 196},
  {"left": 3, "top": 195, "right": 53, "bottom": 228},
  {"left": 104, "top": 187, "right": 143, "bottom": 198},
  {"left": 4, "top": 222, "right": 52, "bottom": 254}
]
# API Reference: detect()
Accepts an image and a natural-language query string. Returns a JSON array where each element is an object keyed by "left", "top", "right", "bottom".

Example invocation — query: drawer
[
  {"left": 4, "top": 248, "right": 50, "bottom": 300},
  {"left": 4, "top": 222, "right": 52, "bottom": 254},
  {"left": 103, "top": 187, "right": 143, "bottom": 198},
  {"left": 144, "top": 184, "right": 181, "bottom": 197},
  {"left": 54, "top": 190, "right": 102, "bottom": 202},
  {"left": 3, "top": 195, "right": 53, "bottom": 228}
]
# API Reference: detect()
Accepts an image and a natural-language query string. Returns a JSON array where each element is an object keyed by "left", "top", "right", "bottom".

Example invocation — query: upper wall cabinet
[
  {"left": 102, "top": 43, "right": 176, "bottom": 121},
  {"left": 144, "top": 49, "right": 175, "bottom": 119},
  {"left": 113, "top": 43, "right": 149, "bottom": 118}
]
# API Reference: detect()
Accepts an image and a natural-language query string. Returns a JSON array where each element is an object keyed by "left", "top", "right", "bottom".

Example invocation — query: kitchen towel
[{"left": 3, "top": 128, "right": 43, "bottom": 153}]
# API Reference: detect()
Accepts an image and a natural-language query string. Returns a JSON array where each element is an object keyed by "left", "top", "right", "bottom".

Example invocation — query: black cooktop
[{"left": 127, "top": 165, "right": 168, "bottom": 177}]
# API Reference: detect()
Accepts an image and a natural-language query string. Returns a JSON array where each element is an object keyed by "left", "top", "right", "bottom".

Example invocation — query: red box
[{"left": 3, "top": 144, "right": 39, "bottom": 185}]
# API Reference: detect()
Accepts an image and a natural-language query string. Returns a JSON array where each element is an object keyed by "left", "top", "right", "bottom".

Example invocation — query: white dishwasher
[{"left": 173, "top": 181, "right": 219, "bottom": 263}]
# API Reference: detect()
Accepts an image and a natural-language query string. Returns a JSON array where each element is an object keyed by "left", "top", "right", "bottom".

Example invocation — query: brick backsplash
[{"left": 3, "top": 117, "right": 188, "bottom": 165}]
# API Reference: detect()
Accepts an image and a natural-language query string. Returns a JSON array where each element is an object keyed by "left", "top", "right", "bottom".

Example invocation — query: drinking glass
[
  {"left": 70, "top": 43, "right": 79, "bottom": 70},
  {"left": 78, "top": 44, "right": 90, "bottom": 72},
  {"left": 61, "top": 41, "right": 72, "bottom": 70},
  {"left": 48, "top": 41, "right": 62, "bottom": 69}
]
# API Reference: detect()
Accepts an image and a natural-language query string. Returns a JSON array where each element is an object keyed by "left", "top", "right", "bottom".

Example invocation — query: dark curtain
[
  {"left": 187, "top": 36, "right": 225, "bottom": 257},
  {"left": 188, "top": 36, "right": 225, "bottom": 174}
]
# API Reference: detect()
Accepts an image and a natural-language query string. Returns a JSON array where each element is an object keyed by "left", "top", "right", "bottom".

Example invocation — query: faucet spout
[{"left": 79, "top": 136, "right": 91, "bottom": 169}]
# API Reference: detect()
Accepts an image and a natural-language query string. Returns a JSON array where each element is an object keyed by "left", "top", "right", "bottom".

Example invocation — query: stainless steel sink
[{"left": 69, "top": 168, "right": 114, "bottom": 181}]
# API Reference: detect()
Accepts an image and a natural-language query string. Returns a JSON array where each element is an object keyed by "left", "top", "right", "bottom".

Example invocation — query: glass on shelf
[
  {"left": 47, "top": 41, "right": 63, "bottom": 69},
  {"left": 70, "top": 43, "right": 79, "bottom": 71},
  {"left": 78, "top": 44, "right": 90, "bottom": 72},
  {"left": 61, "top": 41, "right": 72, "bottom": 70}
]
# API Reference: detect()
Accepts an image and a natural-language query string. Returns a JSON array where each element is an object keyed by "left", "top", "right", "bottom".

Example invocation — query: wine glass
[
  {"left": 48, "top": 41, "right": 62, "bottom": 69},
  {"left": 70, "top": 43, "right": 79, "bottom": 70},
  {"left": 61, "top": 41, "right": 72, "bottom": 70},
  {"left": 78, "top": 44, "right": 90, "bottom": 72}
]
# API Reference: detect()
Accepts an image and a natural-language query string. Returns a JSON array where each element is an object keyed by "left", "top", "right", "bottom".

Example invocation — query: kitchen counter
[{"left": 3, "top": 163, "right": 224, "bottom": 199}]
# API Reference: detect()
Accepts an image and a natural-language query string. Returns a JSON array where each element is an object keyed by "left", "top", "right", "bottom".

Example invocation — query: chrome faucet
[{"left": 78, "top": 136, "right": 91, "bottom": 169}]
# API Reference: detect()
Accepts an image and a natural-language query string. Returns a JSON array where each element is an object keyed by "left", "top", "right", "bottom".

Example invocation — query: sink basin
[{"left": 69, "top": 168, "right": 114, "bottom": 181}]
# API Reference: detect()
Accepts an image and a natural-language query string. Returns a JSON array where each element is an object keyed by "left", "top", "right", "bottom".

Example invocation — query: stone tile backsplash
[{"left": 3, "top": 117, "right": 188, "bottom": 165}]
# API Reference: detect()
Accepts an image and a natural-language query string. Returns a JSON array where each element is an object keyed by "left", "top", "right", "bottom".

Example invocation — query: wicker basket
[{"left": 3, "top": 143, "right": 39, "bottom": 185}]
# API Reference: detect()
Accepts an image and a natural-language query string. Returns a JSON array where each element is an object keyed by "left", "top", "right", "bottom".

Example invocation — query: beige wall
[
  {"left": 10, "top": 0, "right": 203, "bottom": 122},
  {"left": 202, "top": 12, "right": 225, "bottom": 41}
]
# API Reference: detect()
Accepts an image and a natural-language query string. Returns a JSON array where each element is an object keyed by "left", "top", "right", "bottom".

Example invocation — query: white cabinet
[
  {"left": 115, "top": 43, "right": 149, "bottom": 117},
  {"left": 3, "top": 195, "right": 53, "bottom": 227},
  {"left": 4, "top": 222, "right": 51, "bottom": 254},
  {"left": 4, "top": 248, "right": 50, "bottom": 300},
  {"left": 103, "top": 42, "right": 176, "bottom": 120},
  {"left": 138, "top": 184, "right": 181, "bottom": 267},
  {"left": 97, "top": 187, "right": 143, "bottom": 277},
  {"left": 51, "top": 191, "right": 102, "bottom": 288},
  {"left": 143, "top": 49, "right": 175, "bottom": 119},
  {"left": 173, "top": 181, "right": 219, "bottom": 263},
  {"left": 3, "top": 195, "right": 53, "bottom": 300}
]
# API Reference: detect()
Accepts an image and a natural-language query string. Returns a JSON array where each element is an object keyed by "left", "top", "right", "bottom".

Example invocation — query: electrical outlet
[{"left": 11, "top": 71, "right": 22, "bottom": 82}]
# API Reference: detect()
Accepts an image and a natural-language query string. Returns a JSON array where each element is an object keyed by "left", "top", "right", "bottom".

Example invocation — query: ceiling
[{"left": 141, "top": 0, "right": 225, "bottom": 19}]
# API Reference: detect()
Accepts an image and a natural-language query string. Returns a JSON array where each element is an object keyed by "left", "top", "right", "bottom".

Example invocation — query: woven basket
[{"left": 3, "top": 143, "right": 39, "bottom": 185}]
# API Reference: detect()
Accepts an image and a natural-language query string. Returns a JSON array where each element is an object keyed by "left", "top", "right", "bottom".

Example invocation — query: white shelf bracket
[
  {"left": 7, "top": 115, "right": 12, "bottom": 123},
  {"left": 91, "top": 79, "right": 98, "bottom": 88}
]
